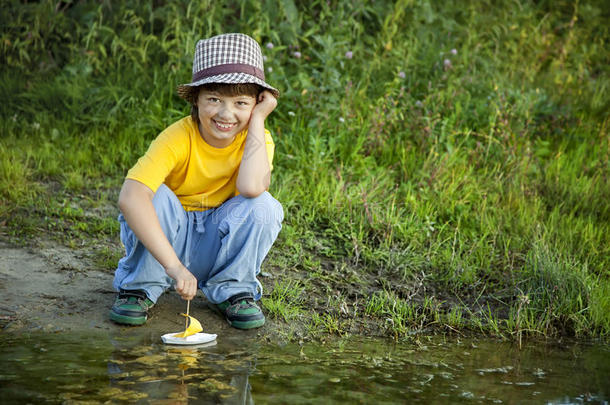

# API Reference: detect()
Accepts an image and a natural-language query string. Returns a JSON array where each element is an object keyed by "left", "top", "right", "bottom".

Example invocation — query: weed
[
  {"left": 310, "top": 312, "right": 342, "bottom": 335},
  {"left": 262, "top": 280, "right": 304, "bottom": 322}
]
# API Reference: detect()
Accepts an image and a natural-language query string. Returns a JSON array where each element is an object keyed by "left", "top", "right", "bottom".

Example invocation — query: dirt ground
[{"left": 0, "top": 239, "right": 268, "bottom": 339}]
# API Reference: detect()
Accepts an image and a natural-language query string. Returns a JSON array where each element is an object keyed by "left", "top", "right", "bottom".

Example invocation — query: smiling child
[{"left": 109, "top": 33, "right": 283, "bottom": 330}]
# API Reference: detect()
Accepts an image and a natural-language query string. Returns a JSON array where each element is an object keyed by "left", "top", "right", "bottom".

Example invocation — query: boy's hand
[
  {"left": 251, "top": 90, "right": 277, "bottom": 120},
  {"left": 165, "top": 263, "right": 198, "bottom": 301}
]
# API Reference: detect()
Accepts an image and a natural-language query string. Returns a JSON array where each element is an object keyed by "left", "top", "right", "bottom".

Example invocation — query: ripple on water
[{"left": 0, "top": 333, "right": 608, "bottom": 404}]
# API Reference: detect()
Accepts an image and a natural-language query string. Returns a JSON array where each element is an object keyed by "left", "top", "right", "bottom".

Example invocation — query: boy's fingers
[
  {"left": 176, "top": 278, "right": 197, "bottom": 300},
  {"left": 186, "top": 282, "right": 196, "bottom": 300},
  {"left": 259, "top": 90, "right": 275, "bottom": 102},
  {"left": 167, "top": 265, "right": 197, "bottom": 299}
]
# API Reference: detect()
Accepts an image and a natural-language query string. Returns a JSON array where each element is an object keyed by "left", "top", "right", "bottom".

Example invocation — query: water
[{"left": 0, "top": 330, "right": 608, "bottom": 404}]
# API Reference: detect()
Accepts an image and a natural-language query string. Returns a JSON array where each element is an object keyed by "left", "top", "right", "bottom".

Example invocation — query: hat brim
[{"left": 177, "top": 73, "right": 279, "bottom": 103}]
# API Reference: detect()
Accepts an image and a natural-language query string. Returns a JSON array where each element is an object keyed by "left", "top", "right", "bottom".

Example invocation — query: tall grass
[{"left": 1, "top": 0, "right": 608, "bottom": 338}]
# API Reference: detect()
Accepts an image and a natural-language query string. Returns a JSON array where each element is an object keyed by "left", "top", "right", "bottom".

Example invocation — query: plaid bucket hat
[{"left": 177, "top": 33, "right": 279, "bottom": 103}]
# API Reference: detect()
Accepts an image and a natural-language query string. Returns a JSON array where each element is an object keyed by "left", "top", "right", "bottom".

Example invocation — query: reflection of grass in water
[
  {"left": 2, "top": 331, "right": 608, "bottom": 403},
  {"left": 1, "top": 0, "right": 609, "bottom": 338}
]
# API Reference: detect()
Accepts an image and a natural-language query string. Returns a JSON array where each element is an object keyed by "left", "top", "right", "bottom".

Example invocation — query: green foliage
[
  {"left": 366, "top": 290, "right": 440, "bottom": 337},
  {"left": 309, "top": 312, "right": 342, "bottom": 335},
  {"left": 516, "top": 243, "right": 596, "bottom": 336},
  {"left": 262, "top": 280, "right": 305, "bottom": 321},
  {"left": 1, "top": 0, "right": 608, "bottom": 338}
]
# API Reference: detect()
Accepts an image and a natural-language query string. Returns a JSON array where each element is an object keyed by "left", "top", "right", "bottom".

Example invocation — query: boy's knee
[
  {"left": 229, "top": 191, "right": 283, "bottom": 226},
  {"left": 152, "top": 184, "right": 182, "bottom": 213},
  {"left": 152, "top": 184, "right": 186, "bottom": 234},
  {"left": 152, "top": 184, "right": 174, "bottom": 205},
  {"left": 250, "top": 191, "right": 284, "bottom": 225}
]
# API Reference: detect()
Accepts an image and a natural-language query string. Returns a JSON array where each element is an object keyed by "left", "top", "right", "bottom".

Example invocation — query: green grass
[
  {"left": 1, "top": 0, "right": 609, "bottom": 339},
  {"left": 262, "top": 280, "right": 305, "bottom": 322}
]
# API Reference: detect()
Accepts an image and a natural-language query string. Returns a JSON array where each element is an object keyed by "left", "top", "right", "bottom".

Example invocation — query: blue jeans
[{"left": 112, "top": 184, "right": 283, "bottom": 304}]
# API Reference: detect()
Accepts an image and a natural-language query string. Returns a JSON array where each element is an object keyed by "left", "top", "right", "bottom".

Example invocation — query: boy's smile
[{"left": 196, "top": 90, "right": 256, "bottom": 148}]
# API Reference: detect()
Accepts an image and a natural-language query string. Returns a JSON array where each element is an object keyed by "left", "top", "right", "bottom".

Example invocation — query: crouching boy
[{"left": 109, "top": 33, "right": 283, "bottom": 329}]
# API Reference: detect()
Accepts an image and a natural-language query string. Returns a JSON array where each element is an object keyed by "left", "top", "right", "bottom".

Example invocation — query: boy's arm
[
  {"left": 236, "top": 90, "right": 277, "bottom": 197},
  {"left": 118, "top": 179, "right": 197, "bottom": 300}
]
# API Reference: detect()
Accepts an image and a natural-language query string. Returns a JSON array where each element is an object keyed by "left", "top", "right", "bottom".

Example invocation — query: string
[{"left": 185, "top": 300, "right": 190, "bottom": 331}]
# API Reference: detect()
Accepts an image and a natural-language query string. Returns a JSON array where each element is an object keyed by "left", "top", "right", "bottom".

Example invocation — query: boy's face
[{"left": 196, "top": 90, "right": 257, "bottom": 148}]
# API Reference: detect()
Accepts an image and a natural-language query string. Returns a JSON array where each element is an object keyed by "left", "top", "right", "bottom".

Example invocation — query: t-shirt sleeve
[
  {"left": 264, "top": 129, "right": 275, "bottom": 172},
  {"left": 126, "top": 127, "right": 186, "bottom": 193}
]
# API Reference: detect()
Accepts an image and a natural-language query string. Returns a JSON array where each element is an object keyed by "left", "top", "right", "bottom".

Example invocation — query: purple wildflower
[
  {"left": 266, "top": 42, "right": 274, "bottom": 49},
  {"left": 451, "top": 48, "right": 458, "bottom": 55},
  {"left": 345, "top": 51, "right": 353, "bottom": 59},
  {"left": 398, "top": 71, "right": 406, "bottom": 79},
  {"left": 443, "top": 58, "right": 452, "bottom": 69},
  {"left": 293, "top": 51, "right": 302, "bottom": 58}
]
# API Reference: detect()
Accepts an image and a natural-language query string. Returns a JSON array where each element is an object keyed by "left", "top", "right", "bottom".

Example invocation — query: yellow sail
[{"left": 173, "top": 314, "right": 203, "bottom": 338}]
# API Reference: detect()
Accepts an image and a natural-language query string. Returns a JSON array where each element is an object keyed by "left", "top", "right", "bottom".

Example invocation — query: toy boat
[{"left": 161, "top": 313, "right": 217, "bottom": 345}]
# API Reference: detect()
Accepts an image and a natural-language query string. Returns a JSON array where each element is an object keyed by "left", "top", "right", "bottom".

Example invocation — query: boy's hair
[{"left": 190, "top": 83, "right": 262, "bottom": 126}]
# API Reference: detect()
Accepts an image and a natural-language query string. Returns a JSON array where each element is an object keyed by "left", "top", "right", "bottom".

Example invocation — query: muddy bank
[
  {"left": 0, "top": 240, "right": 277, "bottom": 340},
  {"left": 0, "top": 236, "right": 501, "bottom": 342}
]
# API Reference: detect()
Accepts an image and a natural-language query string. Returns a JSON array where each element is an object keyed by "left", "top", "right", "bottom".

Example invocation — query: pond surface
[{"left": 0, "top": 330, "right": 608, "bottom": 404}]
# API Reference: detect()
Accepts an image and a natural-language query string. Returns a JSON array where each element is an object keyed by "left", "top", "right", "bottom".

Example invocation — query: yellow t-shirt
[{"left": 126, "top": 116, "right": 274, "bottom": 211}]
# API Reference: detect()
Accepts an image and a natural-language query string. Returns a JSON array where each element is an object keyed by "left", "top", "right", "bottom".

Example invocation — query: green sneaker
[
  {"left": 209, "top": 292, "right": 265, "bottom": 329},
  {"left": 109, "top": 289, "right": 154, "bottom": 326}
]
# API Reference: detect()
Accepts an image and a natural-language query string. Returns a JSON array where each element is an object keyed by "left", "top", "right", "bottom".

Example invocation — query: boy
[{"left": 109, "top": 33, "right": 283, "bottom": 330}]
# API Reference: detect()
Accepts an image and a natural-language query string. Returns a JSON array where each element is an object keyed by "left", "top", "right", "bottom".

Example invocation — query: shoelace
[{"left": 118, "top": 296, "right": 149, "bottom": 308}]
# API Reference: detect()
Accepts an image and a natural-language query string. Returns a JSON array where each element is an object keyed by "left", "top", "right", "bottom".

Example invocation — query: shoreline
[{"left": 1, "top": 233, "right": 605, "bottom": 343}]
